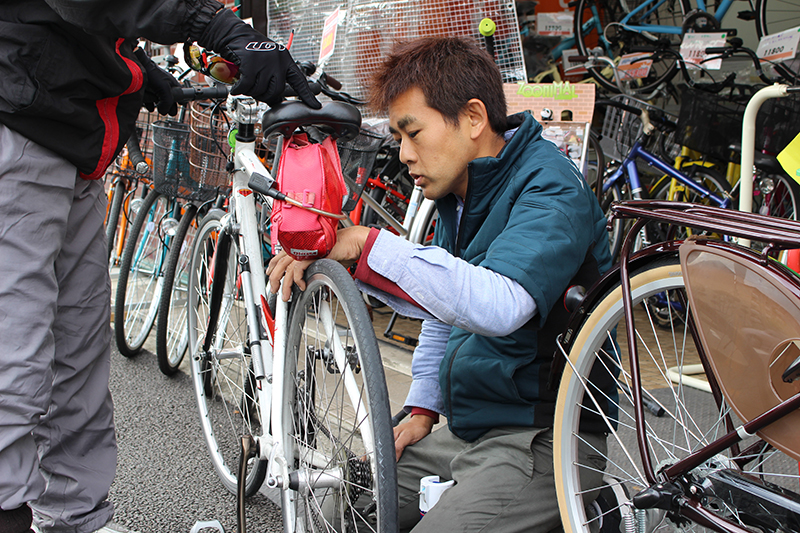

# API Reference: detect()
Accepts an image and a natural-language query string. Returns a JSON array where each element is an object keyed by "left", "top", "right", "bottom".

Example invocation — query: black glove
[
  {"left": 133, "top": 48, "right": 179, "bottom": 116},
  {"left": 199, "top": 9, "right": 321, "bottom": 108}
]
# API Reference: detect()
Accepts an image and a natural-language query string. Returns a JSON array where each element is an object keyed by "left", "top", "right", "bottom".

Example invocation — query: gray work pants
[
  {"left": 397, "top": 425, "right": 608, "bottom": 533},
  {"left": 0, "top": 124, "right": 116, "bottom": 532}
]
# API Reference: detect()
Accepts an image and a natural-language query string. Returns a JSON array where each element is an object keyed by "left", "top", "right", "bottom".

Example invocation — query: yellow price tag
[{"left": 777, "top": 131, "right": 800, "bottom": 185}]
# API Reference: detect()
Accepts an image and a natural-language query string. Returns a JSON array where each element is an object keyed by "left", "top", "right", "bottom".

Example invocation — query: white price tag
[
  {"left": 680, "top": 32, "right": 727, "bottom": 70},
  {"left": 537, "top": 12, "right": 573, "bottom": 37},
  {"left": 757, "top": 26, "right": 800, "bottom": 63},
  {"left": 618, "top": 52, "right": 653, "bottom": 80}
]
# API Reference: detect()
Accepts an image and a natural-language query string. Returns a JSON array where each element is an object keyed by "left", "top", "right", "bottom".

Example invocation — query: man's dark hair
[{"left": 369, "top": 36, "right": 507, "bottom": 134}]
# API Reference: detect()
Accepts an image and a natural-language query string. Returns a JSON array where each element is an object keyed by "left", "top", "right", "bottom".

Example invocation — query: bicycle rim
[
  {"left": 555, "top": 255, "right": 800, "bottom": 533},
  {"left": 574, "top": 0, "right": 689, "bottom": 94},
  {"left": 282, "top": 259, "right": 397, "bottom": 533},
  {"left": 156, "top": 203, "right": 198, "bottom": 376},
  {"left": 187, "top": 212, "right": 267, "bottom": 495},
  {"left": 114, "top": 191, "right": 169, "bottom": 356}
]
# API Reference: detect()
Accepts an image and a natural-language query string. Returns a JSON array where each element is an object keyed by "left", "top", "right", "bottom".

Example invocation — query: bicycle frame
[
  {"left": 620, "top": 0, "right": 734, "bottom": 35},
  {"left": 604, "top": 139, "right": 732, "bottom": 208}
]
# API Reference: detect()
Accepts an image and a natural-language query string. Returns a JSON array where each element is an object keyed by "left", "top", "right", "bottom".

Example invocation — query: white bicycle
[{"left": 183, "top": 87, "right": 397, "bottom": 533}]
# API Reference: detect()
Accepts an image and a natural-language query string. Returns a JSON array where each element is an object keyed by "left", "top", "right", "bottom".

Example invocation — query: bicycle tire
[
  {"left": 554, "top": 253, "right": 800, "bottom": 533},
  {"left": 155, "top": 203, "right": 198, "bottom": 376},
  {"left": 281, "top": 258, "right": 397, "bottom": 533},
  {"left": 587, "top": 132, "right": 626, "bottom": 261},
  {"left": 187, "top": 210, "right": 267, "bottom": 496},
  {"left": 114, "top": 190, "right": 169, "bottom": 357},
  {"left": 756, "top": 0, "right": 800, "bottom": 82},
  {"left": 106, "top": 179, "right": 126, "bottom": 263},
  {"left": 573, "top": 0, "right": 689, "bottom": 94},
  {"left": 597, "top": 178, "right": 626, "bottom": 262}
]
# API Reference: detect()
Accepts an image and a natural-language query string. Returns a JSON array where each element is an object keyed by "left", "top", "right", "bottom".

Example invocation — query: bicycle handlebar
[
  {"left": 169, "top": 63, "right": 365, "bottom": 109},
  {"left": 125, "top": 132, "right": 149, "bottom": 174},
  {"left": 171, "top": 84, "right": 230, "bottom": 104},
  {"left": 651, "top": 44, "right": 777, "bottom": 87}
]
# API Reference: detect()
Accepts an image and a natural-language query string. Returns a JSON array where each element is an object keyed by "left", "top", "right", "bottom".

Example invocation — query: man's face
[{"left": 388, "top": 87, "right": 476, "bottom": 200}]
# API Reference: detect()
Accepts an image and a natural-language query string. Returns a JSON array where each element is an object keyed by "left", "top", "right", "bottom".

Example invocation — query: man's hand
[
  {"left": 267, "top": 225, "right": 372, "bottom": 301},
  {"left": 199, "top": 9, "right": 320, "bottom": 109},
  {"left": 134, "top": 48, "right": 179, "bottom": 116},
  {"left": 393, "top": 415, "right": 435, "bottom": 461}
]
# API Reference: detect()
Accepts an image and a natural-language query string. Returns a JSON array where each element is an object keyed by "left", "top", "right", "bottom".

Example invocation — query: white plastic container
[{"left": 419, "top": 475, "right": 455, "bottom": 517}]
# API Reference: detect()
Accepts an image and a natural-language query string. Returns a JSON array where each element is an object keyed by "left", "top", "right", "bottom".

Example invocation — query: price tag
[
  {"left": 618, "top": 52, "right": 653, "bottom": 80},
  {"left": 757, "top": 26, "right": 800, "bottom": 63},
  {"left": 680, "top": 32, "right": 727, "bottom": 70},
  {"left": 318, "top": 8, "right": 341, "bottom": 67},
  {"left": 537, "top": 12, "right": 573, "bottom": 37}
]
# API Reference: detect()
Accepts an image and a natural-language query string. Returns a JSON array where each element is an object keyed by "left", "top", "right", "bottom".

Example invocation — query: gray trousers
[
  {"left": 0, "top": 124, "right": 116, "bottom": 532},
  {"left": 397, "top": 425, "right": 607, "bottom": 533}
]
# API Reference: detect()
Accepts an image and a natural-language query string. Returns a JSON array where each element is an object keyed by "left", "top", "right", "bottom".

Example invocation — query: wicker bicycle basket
[
  {"left": 337, "top": 128, "right": 386, "bottom": 213},
  {"left": 151, "top": 120, "right": 192, "bottom": 198},
  {"left": 188, "top": 101, "right": 231, "bottom": 201}
]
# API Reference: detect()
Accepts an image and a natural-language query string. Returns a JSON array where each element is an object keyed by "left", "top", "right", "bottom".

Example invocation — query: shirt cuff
[
  {"left": 410, "top": 407, "right": 439, "bottom": 424},
  {"left": 404, "top": 377, "right": 445, "bottom": 415},
  {"left": 354, "top": 228, "right": 424, "bottom": 310}
]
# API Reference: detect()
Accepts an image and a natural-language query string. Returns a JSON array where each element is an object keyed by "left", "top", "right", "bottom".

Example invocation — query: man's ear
[{"left": 464, "top": 98, "right": 490, "bottom": 140}]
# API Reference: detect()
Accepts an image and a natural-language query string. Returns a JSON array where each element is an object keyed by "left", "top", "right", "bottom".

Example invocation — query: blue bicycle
[{"left": 570, "top": 0, "right": 797, "bottom": 93}]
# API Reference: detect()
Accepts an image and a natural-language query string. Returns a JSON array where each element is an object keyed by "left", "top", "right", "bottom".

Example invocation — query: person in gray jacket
[{"left": 0, "top": 2, "right": 318, "bottom": 532}]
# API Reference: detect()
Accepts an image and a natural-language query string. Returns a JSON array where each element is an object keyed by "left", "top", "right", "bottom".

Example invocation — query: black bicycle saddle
[{"left": 261, "top": 101, "right": 361, "bottom": 141}]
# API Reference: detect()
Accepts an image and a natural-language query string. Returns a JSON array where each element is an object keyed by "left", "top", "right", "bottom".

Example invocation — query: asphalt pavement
[{"left": 107, "top": 341, "right": 284, "bottom": 533}]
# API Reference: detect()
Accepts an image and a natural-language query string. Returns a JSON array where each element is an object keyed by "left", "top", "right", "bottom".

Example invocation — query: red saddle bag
[{"left": 271, "top": 133, "right": 346, "bottom": 261}]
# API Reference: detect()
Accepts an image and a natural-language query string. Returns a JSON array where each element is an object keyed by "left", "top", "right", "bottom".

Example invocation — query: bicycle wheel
[
  {"left": 554, "top": 254, "right": 800, "bottom": 533},
  {"left": 155, "top": 203, "right": 198, "bottom": 376},
  {"left": 756, "top": 0, "right": 800, "bottom": 82},
  {"left": 114, "top": 190, "right": 169, "bottom": 357},
  {"left": 649, "top": 166, "right": 732, "bottom": 241},
  {"left": 574, "top": 0, "right": 689, "bottom": 94},
  {"left": 187, "top": 211, "right": 267, "bottom": 496},
  {"left": 281, "top": 258, "right": 397, "bottom": 533},
  {"left": 106, "top": 179, "right": 126, "bottom": 263},
  {"left": 597, "top": 179, "right": 626, "bottom": 262},
  {"left": 359, "top": 153, "right": 412, "bottom": 229},
  {"left": 588, "top": 131, "right": 625, "bottom": 261}
]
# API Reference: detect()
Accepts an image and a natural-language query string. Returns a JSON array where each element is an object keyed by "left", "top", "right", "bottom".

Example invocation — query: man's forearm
[{"left": 357, "top": 229, "right": 538, "bottom": 336}]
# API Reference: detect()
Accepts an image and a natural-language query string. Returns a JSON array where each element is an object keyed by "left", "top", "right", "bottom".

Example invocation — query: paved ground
[{"left": 105, "top": 308, "right": 417, "bottom": 533}]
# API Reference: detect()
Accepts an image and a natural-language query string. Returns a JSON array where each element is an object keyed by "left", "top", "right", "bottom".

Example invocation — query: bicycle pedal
[{"left": 384, "top": 331, "right": 418, "bottom": 347}]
